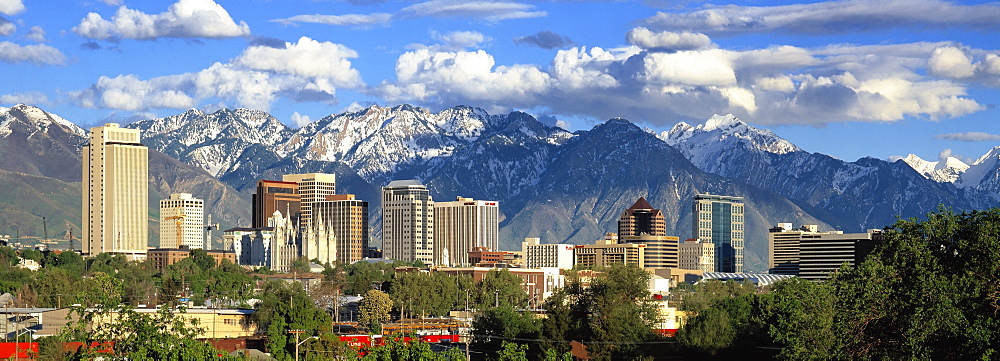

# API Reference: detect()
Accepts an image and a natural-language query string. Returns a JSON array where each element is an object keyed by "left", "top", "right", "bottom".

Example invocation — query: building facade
[
  {"left": 159, "top": 193, "right": 205, "bottom": 249},
  {"left": 252, "top": 180, "right": 300, "bottom": 229},
  {"left": 573, "top": 240, "right": 646, "bottom": 268},
  {"left": 147, "top": 246, "right": 236, "bottom": 272},
  {"left": 620, "top": 234, "right": 679, "bottom": 269},
  {"left": 281, "top": 173, "right": 336, "bottom": 228},
  {"left": 433, "top": 197, "right": 500, "bottom": 266},
  {"left": 678, "top": 238, "right": 715, "bottom": 272},
  {"left": 225, "top": 210, "right": 300, "bottom": 272},
  {"left": 82, "top": 124, "right": 149, "bottom": 257},
  {"left": 521, "top": 238, "right": 575, "bottom": 270},
  {"left": 310, "top": 194, "right": 370, "bottom": 265},
  {"left": 768, "top": 223, "right": 882, "bottom": 280},
  {"left": 381, "top": 180, "right": 435, "bottom": 264},
  {"left": 692, "top": 194, "right": 745, "bottom": 273},
  {"left": 618, "top": 197, "right": 666, "bottom": 237}
]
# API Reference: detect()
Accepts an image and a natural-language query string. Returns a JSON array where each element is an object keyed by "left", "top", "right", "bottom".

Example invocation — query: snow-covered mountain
[
  {"left": 0, "top": 104, "right": 87, "bottom": 182},
  {"left": 901, "top": 154, "right": 969, "bottom": 184},
  {"left": 959, "top": 147, "right": 1000, "bottom": 196},
  {"left": 127, "top": 108, "right": 293, "bottom": 177},
  {"left": 660, "top": 114, "right": 798, "bottom": 175}
]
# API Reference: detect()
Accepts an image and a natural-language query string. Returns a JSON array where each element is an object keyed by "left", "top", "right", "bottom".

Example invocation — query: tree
[
  {"left": 476, "top": 269, "right": 527, "bottom": 309},
  {"left": 472, "top": 305, "right": 540, "bottom": 355},
  {"left": 829, "top": 207, "right": 1000, "bottom": 360},
  {"left": 358, "top": 289, "right": 392, "bottom": 334},
  {"left": 767, "top": 278, "right": 839, "bottom": 360},
  {"left": 360, "top": 335, "right": 465, "bottom": 361},
  {"left": 493, "top": 341, "right": 529, "bottom": 361},
  {"left": 253, "top": 281, "right": 333, "bottom": 360}
]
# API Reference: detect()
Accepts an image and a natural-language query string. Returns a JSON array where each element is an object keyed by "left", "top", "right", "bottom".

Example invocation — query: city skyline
[{"left": 0, "top": 0, "right": 997, "bottom": 164}]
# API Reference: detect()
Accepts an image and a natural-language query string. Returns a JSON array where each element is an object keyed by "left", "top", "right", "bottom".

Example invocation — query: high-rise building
[
  {"left": 381, "top": 180, "right": 434, "bottom": 264},
  {"left": 618, "top": 197, "right": 666, "bottom": 237},
  {"left": 311, "top": 194, "right": 370, "bottom": 265},
  {"left": 434, "top": 197, "right": 499, "bottom": 266},
  {"left": 621, "top": 235, "right": 679, "bottom": 269},
  {"left": 768, "top": 223, "right": 882, "bottom": 280},
  {"left": 281, "top": 173, "right": 336, "bottom": 228},
  {"left": 679, "top": 238, "right": 715, "bottom": 272},
  {"left": 692, "top": 194, "right": 745, "bottom": 273},
  {"left": 82, "top": 123, "right": 148, "bottom": 257},
  {"left": 159, "top": 193, "right": 205, "bottom": 249},
  {"left": 521, "top": 238, "right": 575, "bottom": 270},
  {"left": 252, "top": 180, "right": 300, "bottom": 229}
]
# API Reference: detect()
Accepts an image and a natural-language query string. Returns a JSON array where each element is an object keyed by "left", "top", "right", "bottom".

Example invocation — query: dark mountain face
[{"left": 0, "top": 104, "right": 86, "bottom": 182}]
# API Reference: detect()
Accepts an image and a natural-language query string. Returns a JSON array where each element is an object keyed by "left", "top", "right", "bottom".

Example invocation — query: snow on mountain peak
[
  {"left": 0, "top": 104, "right": 85, "bottom": 137},
  {"left": 702, "top": 113, "right": 742, "bottom": 132},
  {"left": 903, "top": 153, "right": 970, "bottom": 184}
]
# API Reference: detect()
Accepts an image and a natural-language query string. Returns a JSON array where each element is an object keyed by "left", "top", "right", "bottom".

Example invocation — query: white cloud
[
  {"left": 100, "top": 0, "right": 124, "bottom": 5},
  {"left": 0, "top": 17, "right": 13, "bottom": 36},
  {"left": 401, "top": 0, "right": 545, "bottom": 22},
  {"left": 642, "top": 0, "right": 1000, "bottom": 35},
  {"left": 379, "top": 48, "right": 551, "bottom": 108},
  {"left": 0, "top": 91, "right": 48, "bottom": 105},
  {"left": 290, "top": 112, "right": 313, "bottom": 128},
  {"left": 24, "top": 25, "right": 45, "bottom": 42},
  {"left": 432, "top": 30, "right": 489, "bottom": 50},
  {"left": 375, "top": 37, "right": 987, "bottom": 126},
  {"left": 73, "top": 37, "right": 363, "bottom": 111},
  {"left": 0, "top": 41, "right": 66, "bottom": 64},
  {"left": 73, "top": 0, "right": 250, "bottom": 40},
  {"left": 0, "top": 0, "right": 24, "bottom": 16},
  {"left": 626, "top": 27, "right": 713, "bottom": 52},
  {"left": 929, "top": 46, "right": 975, "bottom": 78},
  {"left": 271, "top": 13, "right": 392, "bottom": 28},
  {"left": 936, "top": 132, "right": 1000, "bottom": 142}
]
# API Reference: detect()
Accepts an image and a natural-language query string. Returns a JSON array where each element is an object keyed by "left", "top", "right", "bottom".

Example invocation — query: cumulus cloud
[
  {"left": 0, "top": 41, "right": 66, "bottom": 64},
  {"left": 400, "top": 0, "right": 545, "bottom": 22},
  {"left": 375, "top": 37, "right": 988, "bottom": 126},
  {"left": 0, "top": 17, "right": 13, "bottom": 36},
  {"left": 929, "top": 46, "right": 975, "bottom": 78},
  {"left": 290, "top": 112, "right": 313, "bottom": 127},
  {"left": 0, "top": 91, "right": 48, "bottom": 105},
  {"left": 514, "top": 31, "right": 574, "bottom": 49},
  {"left": 73, "top": 0, "right": 250, "bottom": 41},
  {"left": 626, "top": 27, "right": 713, "bottom": 52},
  {"left": 936, "top": 132, "right": 1000, "bottom": 142},
  {"left": 72, "top": 37, "right": 363, "bottom": 111},
  {"left": 24, "top": 26, "right": 45, "bottom": 42},
  {"left": 642, "top": 0, "right": 1000, "bottom": 35},
  {"left": 0, "top": 0, "right": 24, "bottom": 15},
  {"left": 271, "top": 13, "right": 392, "bottom": 28}
]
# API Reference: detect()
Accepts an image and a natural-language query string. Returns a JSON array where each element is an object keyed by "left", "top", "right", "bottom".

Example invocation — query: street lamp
[{"left": 289, "top": 329, "right": 318, "bottom": 361}]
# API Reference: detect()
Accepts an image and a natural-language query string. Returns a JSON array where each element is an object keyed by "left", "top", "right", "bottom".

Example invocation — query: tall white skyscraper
[
  {"left": 381, "top": 180, "right": 434, "bottom": 264},
  {"left": 82, "top": 123, "right": 149, "bottom": 257},
  {"left": 281, "top": 173, "right": 336, "bottom": 228},
  {"left": 434, "top": 197, "right": 499, "bottom": 266},
  {"left": 159, "top": 193, "right": 205, "bottom": 249},
  {"left": 692, "top": 194, "right": 745, "bottom": 273}
]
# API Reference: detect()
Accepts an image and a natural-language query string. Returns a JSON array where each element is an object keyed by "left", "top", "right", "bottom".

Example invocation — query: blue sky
[{"left": 1, "top": 0, "right": 998, "bottom": 164}]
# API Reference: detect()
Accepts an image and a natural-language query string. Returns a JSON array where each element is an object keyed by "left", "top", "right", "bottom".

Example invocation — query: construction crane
[
  {"left": 203, "top": 214, "right": 220, "bottom": 250},
  {"left": 164, "top": 214, "right": 187, "bottom": 248}
]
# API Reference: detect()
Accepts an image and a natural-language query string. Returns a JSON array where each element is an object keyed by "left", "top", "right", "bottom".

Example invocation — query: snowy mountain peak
[
  {"left": 902, "top": 154, "right": 969, "bottom": 184},
  {"left": 702, "top": 113, "right": 742, "bottom": 132},
  {"left": 0, "top": 104, "right": 85, "bottom": 137}
]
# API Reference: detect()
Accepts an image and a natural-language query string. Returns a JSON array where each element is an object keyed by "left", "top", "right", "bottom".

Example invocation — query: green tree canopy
[{"left": 358, "top": 289, "right": 393, "bottom": 334}]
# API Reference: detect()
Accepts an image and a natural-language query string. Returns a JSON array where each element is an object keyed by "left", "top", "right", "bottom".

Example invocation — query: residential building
[
  {"left": 521, "top": 238, "right": 575, "bottom": 270},
  {"left": 678, "top": 238, "right": 715, "bottom": 272},
  {"left": 435, "top": 267, "right": 563, "bottom": 304},
  {"left": 621, "top": 234, "right": 679, "bottom": 269},
  {"left": 281, "top": 173, "right": 336, "bottom": 228},
  {"left": 82, "top": 123, "right": 148, "bottom": 257},
  {"left": 96, "top": 308, "right": 257, "bottom": 339},
  {"left": 618, "top": 197, "right": 666, "bottom": 237},
  {"left": 147, "top": 246, "right": 237, "bottom": 272},
  {"left": 768, "top": 223, "right": 883, "bottom": 280},
  {"left": 692, "top": 194, "right": 745, "bottom": 273},
  {"left": 573, "top": 240, "right": 646, "bottom": 268},
  {"left": 381, "top": 180, "right": 434, "bottom": 264},
  {"left": 159, "top": 193, "right": 205, "bottom": 249},
  {"left": 434, "top": 197, "right": 500, "bottom": 266},
  {"left": 310, "top": 194, "right": 370, "bottom": 265},
  {"left": 252, "top": 180, "right": 300, "bottom": 229}
]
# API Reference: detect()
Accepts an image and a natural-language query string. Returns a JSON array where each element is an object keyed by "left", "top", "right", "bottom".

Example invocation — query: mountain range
[{"left": 2, "top": 104, "right": 998, "bottom": 271}]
